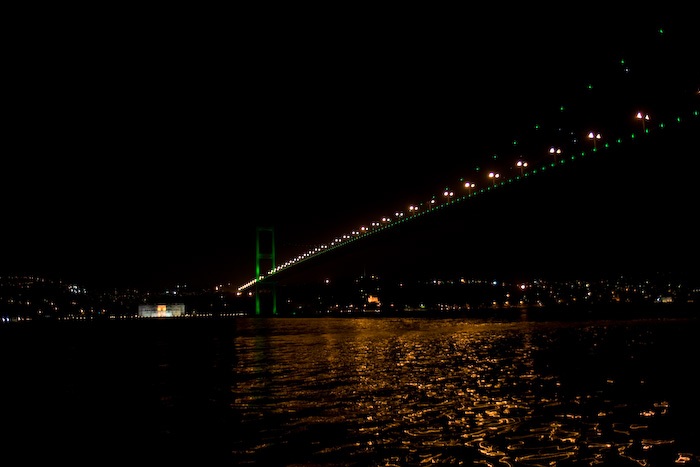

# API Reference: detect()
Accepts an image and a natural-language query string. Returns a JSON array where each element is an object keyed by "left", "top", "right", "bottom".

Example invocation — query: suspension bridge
[{"left": 237, "top": 25, "right": 698, "bottom": 314}]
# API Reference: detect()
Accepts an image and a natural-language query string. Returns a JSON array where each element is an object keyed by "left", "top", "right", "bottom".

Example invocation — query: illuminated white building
[{"left": 138, "top": 304, "right": 185, "bottom": 318}]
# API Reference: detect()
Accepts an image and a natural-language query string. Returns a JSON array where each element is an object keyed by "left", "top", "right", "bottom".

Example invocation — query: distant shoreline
[{"left": 2, "top": 302, "right": 697, "bottom": 326}]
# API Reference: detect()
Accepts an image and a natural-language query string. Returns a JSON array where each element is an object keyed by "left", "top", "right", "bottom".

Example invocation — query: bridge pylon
[{"left": 255, "top": 227, "right": 277, "bottom": 316}]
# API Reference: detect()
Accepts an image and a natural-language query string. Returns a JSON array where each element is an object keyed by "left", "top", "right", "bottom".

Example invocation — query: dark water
[{"left": 2, "top": 317, "right": 699, "bottom": 465}]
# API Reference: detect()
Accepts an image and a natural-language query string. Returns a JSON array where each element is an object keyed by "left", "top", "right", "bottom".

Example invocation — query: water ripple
[{"left": 232, "top": 318, "right": 700, "bottom": 466}]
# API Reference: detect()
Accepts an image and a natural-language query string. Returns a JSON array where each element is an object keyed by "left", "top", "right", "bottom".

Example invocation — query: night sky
[{"left": 3, "top": 7, "right": 698, "bottom": 289}]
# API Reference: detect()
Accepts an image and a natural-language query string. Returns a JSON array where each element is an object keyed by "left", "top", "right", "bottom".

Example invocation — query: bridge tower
[{"left": 255, "top": 227, "right": 277, "bottom": 316}]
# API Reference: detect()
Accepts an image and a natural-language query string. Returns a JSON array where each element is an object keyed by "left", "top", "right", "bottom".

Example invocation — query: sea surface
[{"left": 2, "top": 315, "right": 699, "bottom": 465}]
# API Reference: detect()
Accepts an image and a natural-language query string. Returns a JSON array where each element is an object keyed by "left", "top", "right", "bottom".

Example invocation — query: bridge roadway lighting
[
  {"left": 443, "top": 190, "right": 454, "bottom": 202},
  {"left": 464, "top": 182, "right": 475, "bottom": 195},
  {"left": 636, "top": 112, "right": 650, "bottom": 133},
  {"left": 549, "top": 147, "right": 562, "bottom": 163},
  {"left": 588, "top": 132, "right": 602, "bottom": 150},
  {"left": 488, "top": 172, "right": 500, "bottom": 187},
  {"left": 516, "top": 160, "right": 528, "bottom": 176}
]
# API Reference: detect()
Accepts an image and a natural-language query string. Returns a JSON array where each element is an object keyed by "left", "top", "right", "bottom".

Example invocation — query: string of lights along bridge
[{"left": 239, "top": 26, "right": 698, "bottom": 292}]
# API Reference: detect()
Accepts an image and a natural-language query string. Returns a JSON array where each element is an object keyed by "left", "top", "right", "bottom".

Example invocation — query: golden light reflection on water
[{"left": 232, "top": 318, "right": 698, "bottom": 466}]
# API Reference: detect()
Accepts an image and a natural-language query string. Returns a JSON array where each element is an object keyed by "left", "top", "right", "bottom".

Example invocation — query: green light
[
  {"left": 581, "top": 151, "right": 586, "bottom": 156},
  {"left": 676, "top": 116, "right": 682, "bottom": 123},
  {"left": 659, "top": 28, "right": 664, "bottom": 34},
  {"left": 659, "top": 122, "right": 664, "bottom": 128},
  {"left": 587, "top": 84, "right": 593, "bottom": 90},
  {"left": 534, "top": 124, "right": 540, "bottom": 130},
  {"left": 631, "top": 133, "right": 635, "bottom": 139},
  {"left": 617, "top": 138, "right": 622, "bottom": 144},
  {"left": 604, "top": 143, "right": 609, "bottom": 148},
  {"left": 620, "top": 59, "right": 625, "bottom": 64},
  {"left": 560, "top": 105, "right": 565, "bottom": 112},
  {"left": 694, "top": 111, "right": 698, "bottom": 116},
  {"left": 512, "top": 140, "right": 518, "bottom": 146}
]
